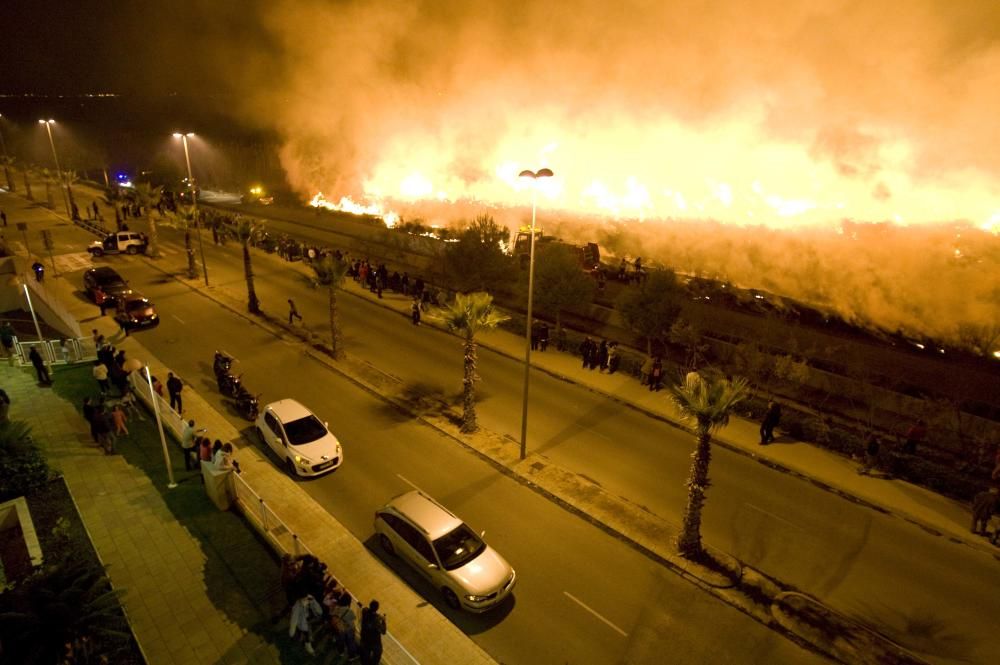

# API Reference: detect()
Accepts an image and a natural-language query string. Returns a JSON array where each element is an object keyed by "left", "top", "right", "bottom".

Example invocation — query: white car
[
  {"left": 255, "top": 399, "right": 343, "bottom": 477},
  {"left": 374, "top": 490, "right": 516, "bottom": 612}
]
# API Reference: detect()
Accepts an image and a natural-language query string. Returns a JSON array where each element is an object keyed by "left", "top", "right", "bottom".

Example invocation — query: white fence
[{"left": 13, "top": 336, "right": 97, "bottom": 366}]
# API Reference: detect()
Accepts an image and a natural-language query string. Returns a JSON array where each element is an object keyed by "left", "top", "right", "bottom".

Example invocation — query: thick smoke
[{"left": 244, "top": 0, "right": 1000, "bottom": 349}]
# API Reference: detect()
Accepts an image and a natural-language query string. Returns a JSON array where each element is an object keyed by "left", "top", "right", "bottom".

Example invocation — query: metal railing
[{"left": 13, "top": 336, "right": 96, "bottom": 366}]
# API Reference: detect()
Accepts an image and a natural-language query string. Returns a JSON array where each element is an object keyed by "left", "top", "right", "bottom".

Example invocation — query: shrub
[{"left": 0, "top": 422, "right": 51, "bottom": 502}]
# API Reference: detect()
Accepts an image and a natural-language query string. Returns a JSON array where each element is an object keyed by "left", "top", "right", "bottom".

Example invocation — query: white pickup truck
[{"left": 88, "top": 231, "right": 149, "bottom": 256}]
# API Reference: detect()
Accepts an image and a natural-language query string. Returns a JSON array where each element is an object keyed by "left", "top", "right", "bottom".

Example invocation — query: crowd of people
[{"left": 281, "top": 554, "right": 386, "bottom": 662}]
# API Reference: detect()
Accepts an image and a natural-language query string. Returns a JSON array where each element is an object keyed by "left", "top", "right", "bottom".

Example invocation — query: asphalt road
[{"left": 21, "top": 187, "right": 1000, "bottom": 665}]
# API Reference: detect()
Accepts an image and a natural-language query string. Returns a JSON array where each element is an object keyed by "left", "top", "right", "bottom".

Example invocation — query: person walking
[
  {"left": 29, "top": 347, "right": 51, "bottom": 384},
  {"left": 112, "top": 404, "right": 128, "bottom": 437},
  {"left": 359, "top": 599, "right": 386, "bottom": 665},
  {"left": 759, "top": 401, "right": 782, "bottom": 445},
  {"left": 288, "top": 298, "right": 302, "bottom": 325},
  {"left": 648, "top": 357, "right": 663, "bottom": 391},
  {"left": 167, "top": 372, "right": 183, "bottom": 413},
  {"left": 971, "top": 487, "right": 999, "bottom": 535},
  {"left": 597, "top": 340, "right": 609, "bottom": 372},
  {"left": 411, "top": 299, "right": 421, "bottom": 326},
  {"left": 181, "top": 420, "right": 201, "bottom": 471}
]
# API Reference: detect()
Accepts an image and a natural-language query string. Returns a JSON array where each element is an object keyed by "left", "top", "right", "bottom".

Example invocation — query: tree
[
  {"left": 235, "top": 219, "right": 261, "bottom": 313},
  {"left": 438, "top": 292, "right": 509, "bottom": 433},
  {"left": 131, "top": 182, "right": 163, "bottom": 258},
  {"left": 22, "top": 165, "right": 33, "bottom": 201},
  {"left": 163, "top": 205, "right": 199, "bottom": 279},
  {"left": 528, "top": 243, "right": 595, "bottom": 337},
  {"left": 617, "top": 269, "right": 683, "bottom": 355},
  {"left": 668, "top": 373, "right": 749, "bottom": 559},
  {"left": 443, "top": 215, "right": 516, "bottom": 293},
  {"left": 669, "top": 319, "right": 709, "bottom": 371},
  {"left": 312, "top": 254, "right": 351, "bottom": 359},
  {"left": 63, "top": 169, "right": 79, "bottom": 212},
  {"left": 39, "top": 168, "right": 55, "bottom": 209}
]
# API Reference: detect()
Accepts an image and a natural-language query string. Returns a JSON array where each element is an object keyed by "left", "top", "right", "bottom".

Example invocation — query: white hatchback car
[
  {"left": 374, "top": 490, "right": 516, "bottom": 612},
  {"left": 255, "top": 399, "right": 343, "bottom": 477}
]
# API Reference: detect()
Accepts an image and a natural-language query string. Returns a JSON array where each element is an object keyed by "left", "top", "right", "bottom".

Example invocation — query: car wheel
[
  {"left": 285, "top": 458, "right": 298, "bottom": 477},
  {"left": 255, "top": 427, "right": 267, "bottom": 446},
  {"left": 90, "top": 249, "right": 103, "bottom": 257},
  {"left": 442, "top": 587, "right": 461, "bottom": 610},
  {"left": 379, "top": 533, "right": 395, "bottom": 556},
  {"left": 126, "top": 246, "right": 138, "bottom": 255}
]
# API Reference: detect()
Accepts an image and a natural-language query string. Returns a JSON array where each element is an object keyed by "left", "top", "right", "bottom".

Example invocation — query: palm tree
[
  {"left": 21, "top": 165, "right": 33, "bottom": 201},
  {"left": 131, "top": 182, "right": 163, "bottom": 258},
  {"left": 1, "top": 156, "right": 15, "bottom": 192},
  {"left": 312, "top": 254, "right": 350, "bottom": 359},
  {"left": 164, "top": 205, "right": 199, "bottom": 278},
  {"left": 438, "top": 292, "right": 509, "bottom": 433},
  {"left": 667, "top": 372, "right": 749, "bottom": 559},
  {"left": 63, "top": 169, "right": 79, "bottom": 212},
  {"left": 235, "top": 219, "right": 261, "bottom": 313}
]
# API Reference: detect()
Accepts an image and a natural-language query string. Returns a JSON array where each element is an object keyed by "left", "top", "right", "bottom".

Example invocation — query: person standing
[
  {"left": 359, "top": 599, "right": 386, "bottom": 665},
  {"left": 648, "top": 357, "right": 663, "bottom": 392},
  {"left": 95, "top": 286, "right": 109, "bottom": 315},
  {"left": 858, "top": 433, "right": 881, "bottom": 475},
  {"left": 29, "top": 347, "right": 51, "bottom": 384},
  {"left": 181, "top": 420, "right": 199, "bottom": 471},
  {"left": 608, "top": 342, "right": 620, "bottom": 374},
  {"left": 288, "top": 298, "right": 302, "bottom": 325},
  {"left": 539, "top": 323, "right": 549, "bottom": 351},
  {"left": 83, "top": 397, "right": 99, "bottom": 443},
  {"left": 579, "top": 337, "right": 593, "bottom": 369},
  {"left": 410, "top": 299, "right": 421, "bottom": 326},
  {"left": 93, "top": 403, "right": 114, "bottom": 454},
  {"left": 93, "top": 360, "right": 110, "bottom": 395},
  {"left": 902, "top": 419, "right": 927, "bottom": 454},
  {"left": 112, "top": 404, "right": 128, "bottom": 437},
  {"left": 0, "top": 322, "right": 14, "bottom": 357},
  {"left": 167, "top": 372, "right": 183, "bottom": 413},
  {"left": 759, "top": 401, "right": 782, "bottom": 445},
  {"left": 1, "top": 210, "right": 7, "bottom": 227},
  {"left": 597, "top": 340, "right": 609, "bottom": 372},
  {"left": 288, "top": 591, "right": 323, "bottom": 656},
  {"left": 971, "top": 487, "right": 999, "bottom": 535},
  {"left": 332, "top": 593, "right": 359, "bottom": 658}
]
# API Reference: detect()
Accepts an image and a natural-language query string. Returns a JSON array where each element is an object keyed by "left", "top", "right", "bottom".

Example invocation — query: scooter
[
  {"left": 217, "top": 372, "right": 243, "bottom": 397},
  {"left": 213, "top": 351, "right": 234, "bottom": 377},
  {"left": 235, "top": 387, "right": 260, "bottom": 421}
]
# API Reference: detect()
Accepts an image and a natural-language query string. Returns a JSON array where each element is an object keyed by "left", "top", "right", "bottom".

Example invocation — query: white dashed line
[
  {"left": 744, "top": 503, "right": 807, "bottom": 532},
  {"left": 395, "top": 474, "right": 424, "bottom": 492},
  {"left": 171, "top": 314, "right": 186, "bottom": 324},
  {"left": 563, "top": 591, "right": 628, "bottom": 637}
]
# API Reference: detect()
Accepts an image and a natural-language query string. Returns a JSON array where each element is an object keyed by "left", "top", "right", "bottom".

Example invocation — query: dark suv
[
  {"left": 114, "top": 293, "right": 159, "bottom": 331},
  {"left": 83, "top": 266, "right": 132, "bottom": 304}
]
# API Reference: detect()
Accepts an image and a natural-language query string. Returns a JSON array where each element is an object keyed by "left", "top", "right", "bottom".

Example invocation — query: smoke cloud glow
[{"left": 246, "top": 0, "right": 1000, "bottom": 349}]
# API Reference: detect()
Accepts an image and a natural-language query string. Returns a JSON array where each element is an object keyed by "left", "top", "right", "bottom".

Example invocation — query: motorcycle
[
  {"left": 217, "top": 372, "right": 243, "bottom": 397},
  {"left": 213, "top": 351, "right": 234, "bottom": 377},
  {"left": 235, "top": 387, "right": 260, "bottom": 421}
]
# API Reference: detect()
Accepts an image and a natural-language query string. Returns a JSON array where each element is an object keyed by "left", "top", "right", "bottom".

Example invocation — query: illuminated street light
[
  {"left": 517, "top": 167, "right": 554, "bottom": 461},
  {"left": 173, "top": 132, "right": 209, "bottom": 286},
  {"left": 38, "top": 119, "right": 72, "bottom": 218}
]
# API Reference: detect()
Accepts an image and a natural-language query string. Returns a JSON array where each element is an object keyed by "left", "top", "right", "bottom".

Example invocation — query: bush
[{"left": 0, "top": 421, "right": 51, "bottom": 502}]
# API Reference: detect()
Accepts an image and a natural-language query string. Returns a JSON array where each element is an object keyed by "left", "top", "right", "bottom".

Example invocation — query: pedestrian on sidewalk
[
  {"left": 648, "top": 357, "right": 663, "bottom": 391},
  {"left": 29, "top": 347, "right": 51, "bottom": 385},
  {"left": 411, "top": 299, "right": 421, "bottom": 325},
  {"left": 82, "top": 397, "right": 99, "bottom": 443},
  {"left": 289, "top": 591, "right": 323, "bottom": 656},
  {"left": 597, "top": 340, "right": 609, "bottom": 372},
  {"left": 608, "top": 342, "right": 620, "bottom": 373},
  {"left": 971, "top": 487, "right": 999, "bottom": 535},
  {"left": 359, "top": 599, "right": 386, "bottom": 665},
  {"left": 93, "top": 360, "right": 110, "bottom": 395},
  {"left": 858, "top": 433, "right": 881, "bottom": 475},
  {"left": 902, "top": 419, "right": 927, "bottom": 454},
  {"left": 93, "top": 403, "right": 114, "bottom": 454},
  {"left": 167, "top": 372, "right": 183, "bottom": 412},
  {"left": 1, "top": 210, "right": 6, "bottom": 227},
  {"left": 94, "top": 286, "right": 110, "bottom": 315},
  {"left": 199, "top": 437, "right": 213, "bottom": 464},
  {"left": 579, "top": 337, "right": 594, "bottom": 369},
  {"left": 332, "top": 593, "right": 359, "bottom": 658},
  {"left": 181, "top": 420, "right": 201, "bottom": 471},
  {"left": 539, "top": 323, "right": 549, "bottom": 352},
  {"left": 640, "top": 357, "right": 653, "bottom": 386},
  {"left": 112, "top": 404, "right": 128, "bottom": 437},
  {"left": 759, "top": 401, "right": 782, "bottom": 445},
  {"left": 288, "top": 298, "right": 302, "bottom": 325}
]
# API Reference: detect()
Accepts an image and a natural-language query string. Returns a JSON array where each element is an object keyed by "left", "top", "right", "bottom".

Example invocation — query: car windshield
[
  {"left": 433, "top": 524, "right": 486, "bottom": 571},
  {"left": 282, "top": 415, "right": 328, "bottom": 445}
]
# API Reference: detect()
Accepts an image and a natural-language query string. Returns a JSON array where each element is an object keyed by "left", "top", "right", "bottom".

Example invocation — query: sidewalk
[{"left": 24, "top": 259, "right": 495, "bottom": 665}]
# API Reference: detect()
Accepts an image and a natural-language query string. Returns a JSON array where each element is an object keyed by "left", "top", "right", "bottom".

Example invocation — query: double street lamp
[
  {"left": 518, "top": 167, "right": 554, "bottom": 460},
  {"left": 38, "top": 119, "right": 72, "bottom": 219},
  {"left": 173, "top": 132, "right": 209, "bottom": 286}
]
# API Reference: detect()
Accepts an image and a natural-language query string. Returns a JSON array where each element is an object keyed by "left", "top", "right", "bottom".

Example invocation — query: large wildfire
[{"left": 247, "top": 0, "right": 1000, "bottom": 352}]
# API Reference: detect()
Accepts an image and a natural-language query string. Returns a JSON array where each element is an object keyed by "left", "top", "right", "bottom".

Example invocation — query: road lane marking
[
  {"left": 172, "top": 314, "right": 186, "bottom": 324},
  {"left": 744, "top": 503, "right": 807, "bottom": 532},
  {"left": 563, "top": 591, "right": 628, "bottom": 637},
  {"left": 396, "top": 474, "right": 424, "bottom": 493}
]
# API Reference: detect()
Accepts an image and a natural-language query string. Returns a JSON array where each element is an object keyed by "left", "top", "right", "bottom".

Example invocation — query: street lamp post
[
  {"left": 38, "top": 119, "right": 71, "bottom": 218},
  {"left": 173, "top": 132, "right": 209, "bottom": 286},
  {"left": 144, "top": 365, "right": 177, "bottom": 488},
  {"left": 517, "top": 167, "right": 554, "bottom": 461}
]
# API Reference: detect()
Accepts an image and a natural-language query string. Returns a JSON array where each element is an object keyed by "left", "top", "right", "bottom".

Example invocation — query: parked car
[
  {"left": 113, "top": 293, "right": 159, "bottom": 331},
  {"left": 255, "top": 399, "right": 343, "bottom": 477},
  {"left": 88, "top": 231, "right": 148, "bottom": 256},
  {"left": 374, "top": 490, "right": 516, "bottom": 612},
  {"left": 83, "top": 266, "right": 132, "bottom": 304}
]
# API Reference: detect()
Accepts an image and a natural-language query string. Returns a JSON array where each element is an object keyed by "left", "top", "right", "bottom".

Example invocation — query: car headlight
[
  {"left": 464, "top": 593, "right": 491, "bottom": 603},
  {"left": 293, "top": 455, "right": 312, "bottom": 467}
]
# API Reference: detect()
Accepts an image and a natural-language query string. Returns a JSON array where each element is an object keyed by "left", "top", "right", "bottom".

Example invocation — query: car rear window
[
  {"left": 433, "top": 524, "right": 486, "bottom": 571},
  {"left": 283, "top": 415, "right": 328, "bottom": 445}
]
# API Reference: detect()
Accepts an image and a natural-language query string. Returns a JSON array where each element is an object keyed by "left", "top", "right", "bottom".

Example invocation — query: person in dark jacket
[
  {"left": 29, "top": 347, "right": 51, "bottom": 384},
  {"left": 759, "top": 401, "right": 782, "bottom": 445},
  {"left": 971, "top": 488, "right": 999, "bottom": 535},
  {"left": 359, "top": 599, "right": 386, "bottom": 665},
  {"left": 597, "top": 340, "right": 609, "bottom": 372},
  {"left": 167, "top": 372, "right": 183, "bottom": 412}
]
